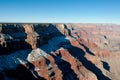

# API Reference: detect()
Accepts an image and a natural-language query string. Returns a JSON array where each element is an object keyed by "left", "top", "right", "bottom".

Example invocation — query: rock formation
[{"left": 0, "top": 23, "right": 120, "bottom": 80}]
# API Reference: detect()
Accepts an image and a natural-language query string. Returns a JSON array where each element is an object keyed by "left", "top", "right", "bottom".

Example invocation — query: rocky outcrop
[
  {"left": 0, "top": 24, "right": 69, "bottom": 54},
  {"left": 1, "top": 23, "right": 120, "bottom": 80}
]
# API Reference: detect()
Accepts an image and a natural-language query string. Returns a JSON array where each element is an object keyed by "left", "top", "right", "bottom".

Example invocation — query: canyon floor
[{"left": 0, "top": 23, "right": 120, "bottom": 80}]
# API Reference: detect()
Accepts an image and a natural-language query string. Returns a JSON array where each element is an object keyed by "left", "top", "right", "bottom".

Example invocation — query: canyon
[{"left": 0, "top": 23, "right": 120, "bottom": 80}]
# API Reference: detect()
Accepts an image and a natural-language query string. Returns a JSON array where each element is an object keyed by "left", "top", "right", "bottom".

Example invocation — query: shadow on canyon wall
[
  {"left": 51, "top": 53, "right": 79, "bottom": 80},
  {"left": 102, "top": 61, "right": 110, "bottom": 72},
  {"left": 0, "top": 24, "right": 45, "bottom": 80},
  {"left": 3, "top": 62, "right": 46, "bottom": 80},
  {"left": 0, "top": 24, "right": 31, "bottom": 55},
  {"left": 35, "top": 24, "right": 79, "bottom": 80},
  {"left": 0, "top": 24, "right": 111, "bottom": 80},
  {"left": 68, "top": 46, "right": 111, "bottom": 80},
  {"left": 37, "top": 24, "right": 111, "bottom": 80}
]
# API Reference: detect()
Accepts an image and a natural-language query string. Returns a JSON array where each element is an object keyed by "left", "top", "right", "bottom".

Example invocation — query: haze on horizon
[{"left": 0, "top": 0, "right": 120, "bottom": 24}]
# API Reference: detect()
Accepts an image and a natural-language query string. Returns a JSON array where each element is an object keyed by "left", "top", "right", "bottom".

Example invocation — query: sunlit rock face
[{"left": 0, "top": 23, "right": 120, "bottom": 80}]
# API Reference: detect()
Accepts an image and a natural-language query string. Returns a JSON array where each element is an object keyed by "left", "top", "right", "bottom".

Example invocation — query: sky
[{"left": 0, "top": 0, "right": 120, "bottom": 23}]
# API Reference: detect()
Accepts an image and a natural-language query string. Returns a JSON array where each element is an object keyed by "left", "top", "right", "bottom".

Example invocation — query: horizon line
[{"left": 0, "top": 22, "right": 120, "bottom": 25}]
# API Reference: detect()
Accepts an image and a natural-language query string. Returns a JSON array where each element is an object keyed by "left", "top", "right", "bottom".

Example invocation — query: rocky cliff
[{"left": 0, "top": 23, "right": 120, "bottom": 80}]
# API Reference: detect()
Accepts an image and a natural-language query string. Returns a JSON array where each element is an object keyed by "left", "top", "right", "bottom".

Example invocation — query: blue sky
[{"left": 0, "top": 0, "right": 120, "bottom": 23}]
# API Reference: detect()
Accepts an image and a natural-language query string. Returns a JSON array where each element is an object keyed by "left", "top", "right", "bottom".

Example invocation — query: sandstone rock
[{"left": 1, "top": 23, "right": 119, "bottom": 80}]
